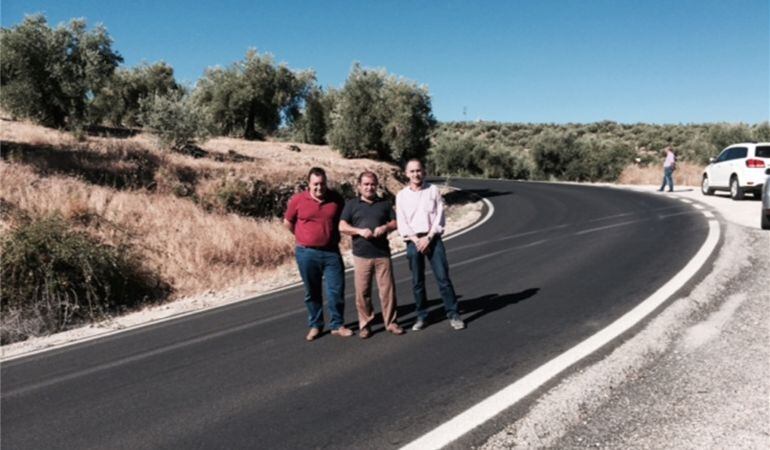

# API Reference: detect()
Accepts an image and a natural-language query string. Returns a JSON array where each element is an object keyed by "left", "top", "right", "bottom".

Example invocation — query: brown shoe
[
  {"left": 330, "top": 326, "right": 353, "bottom": 337},
  {"left": 305, "top": 327, "right": 321, "bottom": 341},
  {"left": 359, "top": 327, "right": 371, "bottom": 339},
  {"left": 387, "top": 324, "right": 405, "bottom": 335}
]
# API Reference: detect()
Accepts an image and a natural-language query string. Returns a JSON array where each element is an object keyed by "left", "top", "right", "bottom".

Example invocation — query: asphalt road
[{"left": 1, "top": 180, "right": 711, "bottom": 449}]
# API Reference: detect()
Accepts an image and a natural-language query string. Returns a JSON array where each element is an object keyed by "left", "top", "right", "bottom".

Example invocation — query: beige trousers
[{"left": 353, "top": 255, "right": 398, "bottom": 329}]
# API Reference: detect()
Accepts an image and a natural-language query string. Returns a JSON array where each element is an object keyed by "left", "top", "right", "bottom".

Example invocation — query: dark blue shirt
[{"left": 340, "top": 197, "right": 396, "bottom": 258}]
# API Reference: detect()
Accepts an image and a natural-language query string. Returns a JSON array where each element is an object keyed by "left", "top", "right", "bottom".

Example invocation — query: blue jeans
[
  {"left": 660, "top": 166, "right": 674, "bottom": 191},
  {"left": 406, "top": 236, "right": 459, "bottom": 321},
  {"left": 295, "top": 246, "right": 345, "bottom": 330}
]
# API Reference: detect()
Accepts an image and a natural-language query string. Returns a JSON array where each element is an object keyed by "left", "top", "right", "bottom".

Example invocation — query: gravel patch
[{"left": 481, "top": 186, "right": 770, "bottom": 449}]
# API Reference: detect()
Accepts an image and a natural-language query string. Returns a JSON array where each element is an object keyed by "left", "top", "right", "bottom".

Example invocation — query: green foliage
[
  {"left": 328, "top": 65, "right": 388, "bottom": 158},
  {"left": 328, "top": 64, "right": 435, "bottom": 162},
  {"left": 482, "top": 148, "right": 534, "bottom": 179},
  {"left": 433, "top": 121, "right": 767, "bottom": 181},
  {"left": 193, "top": 49, "right": 315, "bottom": 140},
  {"left": 429, "top": 137, "right": 487, "bottom": 175},
  {"left": 140, "top": 93, "right": 210, "bottom": 151},
  {"left": 531, "top": 129, "right": 580, "bottom": 179},
  {"left": 0, "top": 215, "right": 164, "bottom": 343},
  {"left": 382, "top": 79, "right": 435, "bottom": 162},
  {"left": 706, "top": 123, "right": 753, "bottom": 156},
  {"left": 295, "top": 86, "right": 328, "bottom": 144},
  {"left": 91, "top": 62, "right": 180, "bottom": 127},
  {"left": 0, "top": 14, "right": 123, "bottom": 128},
  {"left": 212, "top": 178, "right": 297, "bottom": 218},
  {"left": 428, "top": 137, "right": 532, "bottom": 179},
  {"left": 530, "top": 130, "right": 634, "bottom": 181},
  {"left": 565, "top": 136, "right": 635, "bottom": 182},
  {"left": 753, "top": 122, "right": 770, "bottom": 142}
]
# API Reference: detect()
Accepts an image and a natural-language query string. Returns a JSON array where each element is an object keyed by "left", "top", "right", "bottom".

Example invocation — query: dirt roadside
[
  {"left": 482, "top": 185, "right": 770, "bottom": 449},
  {"left": 0, "top": 190, "right": 485, "bottom": 361}
]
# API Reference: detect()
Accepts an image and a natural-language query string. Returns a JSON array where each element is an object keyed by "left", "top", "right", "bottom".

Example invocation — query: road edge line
[
  {"left": 0, "top": 196, "right": 494, "bottom": 363},
  {"left": 400, "top": 218, "right": 720, "bottom": 450}
]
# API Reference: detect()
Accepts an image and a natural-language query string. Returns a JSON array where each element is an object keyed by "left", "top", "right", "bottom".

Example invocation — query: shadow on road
[
  {"left": 444, "top": 188, "right": 511, "bottom": 206},
  {"left": 351, "top": 288, "right": 539, "bottom": 335}
]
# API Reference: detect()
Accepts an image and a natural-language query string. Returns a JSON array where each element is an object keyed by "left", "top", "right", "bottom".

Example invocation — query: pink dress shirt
[{"left": 396, "top": 183, "right": 445, "bottom": 238}]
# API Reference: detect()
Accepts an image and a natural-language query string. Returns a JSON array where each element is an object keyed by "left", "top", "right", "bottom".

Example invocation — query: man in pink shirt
[
  {"left": 396, "top": 159, "right": 465, "bottom": 331},
  {"left": 658, "top": 145, "right": 676, "bottom": 192},
  {"left": 284, "top": 167, "right": 353, "bottom": 341}
]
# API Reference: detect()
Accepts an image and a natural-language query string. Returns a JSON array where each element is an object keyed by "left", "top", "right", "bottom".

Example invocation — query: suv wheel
[
  {"left": 730, "top": 176, "right": 744, "bottom": 200},
  {"left": 701, "top": 175, "right": 715, "bottom": 195}
]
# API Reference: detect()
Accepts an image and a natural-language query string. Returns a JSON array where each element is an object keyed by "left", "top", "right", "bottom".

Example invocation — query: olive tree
[
  {"left": 193, "top": 50, "right": 314, "bottom": 140},
  {"left": 91, "top": 62, "right": 180, "bottom": 127},
  {"left": 329, "top": 64, "right": 435, "bottom": 162},
  {"left": 0, "top": 14, "right": 122, "bottom": 128}
]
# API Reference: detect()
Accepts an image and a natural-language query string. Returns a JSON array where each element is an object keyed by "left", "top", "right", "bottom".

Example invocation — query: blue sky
[{"left": 3, "top": 0, "right": 768, "bottom": 124}]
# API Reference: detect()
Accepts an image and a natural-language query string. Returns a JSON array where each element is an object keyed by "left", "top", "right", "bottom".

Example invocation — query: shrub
[
  {"left": 531, "top": 129, "right": 580, "bottom": 179},
  {"left": 140, "top": 93, "right": 210, "bottom": 151},
  {"left": 531, "top": 130, "right": 633, "bottom": 182},
  {"left": 212, "top": 178, "right": 298, "bottom": 218},
  {"left": 566, "top": 136, "right": 635, "bottom": 182},
  {"left": 428, "top": 137, "right": 487, "bottom": 176},
  {"left": 1, "top": 215, "right": 166, "bottom": 343},
  {"left": 753, "top": 122, "right": 770, "bottom": 142},
  {"left": 428, "top": 137, "right": 532, "bottom": 180},
  {"left": 482, "top": 147, "right": 533, "bottom": 180},
  {"left": 706, "top": 123, "right": 753, "bottom": 155}
]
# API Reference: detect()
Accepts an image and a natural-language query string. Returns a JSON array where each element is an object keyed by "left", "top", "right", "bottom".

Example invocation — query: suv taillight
[{"left": 746, "top": 159, "right": 766, "bottom": 168}]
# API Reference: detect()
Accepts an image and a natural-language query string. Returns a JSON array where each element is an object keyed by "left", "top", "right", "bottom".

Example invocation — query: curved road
[{"left": 1, "top": 180, "right": 712, "bottom": 449}]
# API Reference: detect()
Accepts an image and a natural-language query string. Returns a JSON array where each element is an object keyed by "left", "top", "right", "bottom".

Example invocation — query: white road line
[
  {"left": 1, "top": 196, "right": 495, "bottom": 363},
  {"left": 679, "top": 198, "right": 692, "bottom": 204},
  {"left": 703, "top": 211, "right": 714, "bottom": 219},
  {"left": 573, "top": 220, "right": 639, "bottom": 235},
  {"left": 693, "top": 204, "right": 704, "bottom": 210},
  {"left": 400, "top": 219, "right": 720, "bottom": 450}
]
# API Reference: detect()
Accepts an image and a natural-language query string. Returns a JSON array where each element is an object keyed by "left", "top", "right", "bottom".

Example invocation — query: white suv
[{"left": 701, "top": 142, "right": 770, "bottom": 200}]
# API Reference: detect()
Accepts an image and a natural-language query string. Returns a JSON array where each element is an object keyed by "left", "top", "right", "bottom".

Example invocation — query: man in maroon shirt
[{"left": 284, "top": 167, "right": 353, "bottom": 341}]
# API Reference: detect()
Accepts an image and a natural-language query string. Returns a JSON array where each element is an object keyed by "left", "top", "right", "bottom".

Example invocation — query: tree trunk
[{"left": 244, "top": 101, "right": 257, "bottom": 140}]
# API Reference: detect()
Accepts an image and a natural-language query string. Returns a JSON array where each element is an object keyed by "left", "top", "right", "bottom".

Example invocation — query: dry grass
[
  {"left": 0, "top": 162, "right": 294, "bottom": 296},
  {"left": 0, "top": 119, "right": 401, "bottom": 300},
  {"left": 617, "top": 162, "right": 705, "bottom": 187}
]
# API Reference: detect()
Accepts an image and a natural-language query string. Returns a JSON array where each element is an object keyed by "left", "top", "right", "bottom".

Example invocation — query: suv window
[
  {"left": 716, "top": 149, "right": 731, "bottom": 162},
  {"left": 731, "top": 147, "right": 748, "bottom": 159},
  {"left": 755, "top": 146, "right": 770, "bottom": 158}
]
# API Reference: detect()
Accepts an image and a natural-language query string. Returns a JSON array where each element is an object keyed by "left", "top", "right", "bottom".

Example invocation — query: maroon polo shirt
[{"left": 284, "top": 190, "right": 344, "bottom": 249}]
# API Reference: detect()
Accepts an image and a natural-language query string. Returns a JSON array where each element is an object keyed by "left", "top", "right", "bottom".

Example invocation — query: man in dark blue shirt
[{"left": 340, "top": 171, "right": 405, "bottom": 338}]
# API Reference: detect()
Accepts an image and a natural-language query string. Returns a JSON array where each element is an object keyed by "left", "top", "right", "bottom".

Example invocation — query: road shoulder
[
  {"left": 481, "top": 185, "right": 770, "bottom": 449},
  {"left": 0, "top": 189, "right": 488, "bottom": 361}
]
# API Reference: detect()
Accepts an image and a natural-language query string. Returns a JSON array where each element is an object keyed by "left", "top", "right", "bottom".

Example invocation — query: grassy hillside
[{"left": 0, "top": 119, "right": 406, "bottom": 343}]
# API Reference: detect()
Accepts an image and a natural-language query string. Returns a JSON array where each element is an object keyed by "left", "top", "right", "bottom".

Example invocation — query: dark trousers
[
  {"left": 660, "top": 166, "right": 674, "bottom": 191},
  {"left": 405, "top": 236, "right": 459, "bottom": 321},
  {"left": 295, "top": 246, "right": 345, "bottom": 330}
]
